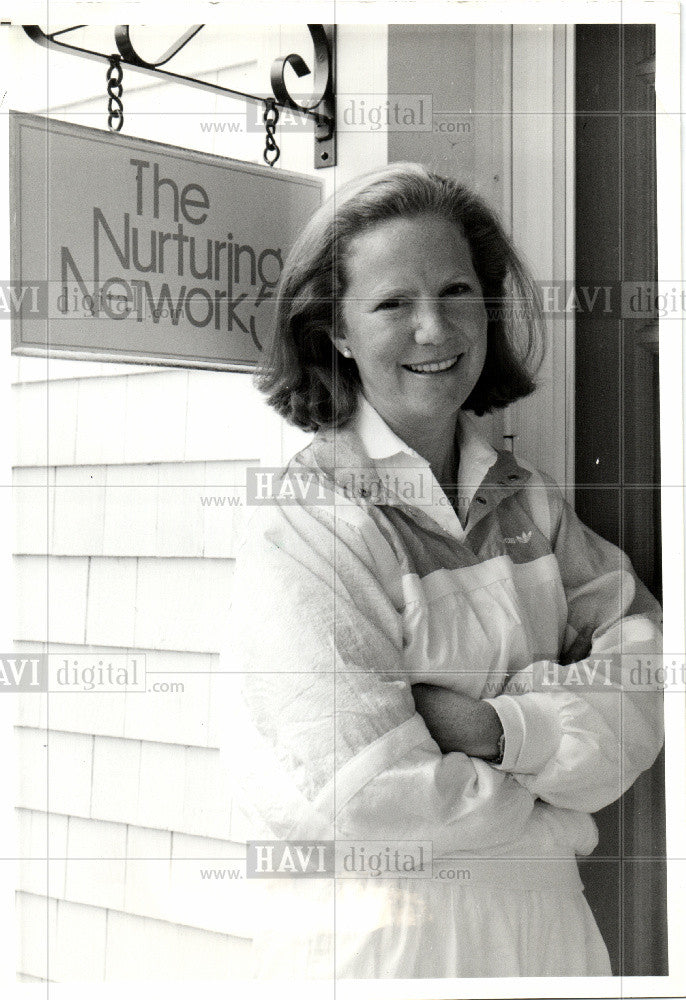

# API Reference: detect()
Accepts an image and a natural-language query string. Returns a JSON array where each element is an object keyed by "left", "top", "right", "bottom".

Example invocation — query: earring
[{"left": 341, "top": 347, "right": 352, "bottom": 358}]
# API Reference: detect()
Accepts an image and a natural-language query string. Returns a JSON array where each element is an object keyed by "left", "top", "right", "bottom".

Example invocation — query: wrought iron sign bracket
[{"left": 23, "top": 24, "right": 337, "bottom": 169}]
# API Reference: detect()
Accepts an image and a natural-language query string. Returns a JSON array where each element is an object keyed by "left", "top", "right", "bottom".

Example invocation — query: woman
[{"left": 220, "top": 163, "right": 663, "bottom": 979}]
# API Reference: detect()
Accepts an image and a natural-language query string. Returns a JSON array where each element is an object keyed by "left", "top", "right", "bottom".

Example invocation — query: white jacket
[{"left": 218, "top": 396, "right": 663, "bottom": 976}]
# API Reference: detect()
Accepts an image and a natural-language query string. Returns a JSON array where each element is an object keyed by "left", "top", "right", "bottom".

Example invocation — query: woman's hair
[{"left": 256, "top": 162, "right": 545, "bottom": 431}]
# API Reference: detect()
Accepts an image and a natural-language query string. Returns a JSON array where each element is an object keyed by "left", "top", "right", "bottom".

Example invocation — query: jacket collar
[{"left": 290, "top": 394, "right": 531, "bottom": 538}]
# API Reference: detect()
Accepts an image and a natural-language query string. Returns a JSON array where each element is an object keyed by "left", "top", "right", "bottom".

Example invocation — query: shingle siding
[{"left": 14, "top": 366, "right": 299, "bottom": 980}]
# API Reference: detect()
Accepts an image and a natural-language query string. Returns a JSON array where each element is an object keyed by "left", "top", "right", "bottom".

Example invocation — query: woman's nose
[{"left": 413, "top": 299, "right": 448, "bottom": 344}]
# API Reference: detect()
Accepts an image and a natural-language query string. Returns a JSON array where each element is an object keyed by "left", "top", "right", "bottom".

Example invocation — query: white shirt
[{"left": 351, "top": 392, "right": 500, "bottom": 538}]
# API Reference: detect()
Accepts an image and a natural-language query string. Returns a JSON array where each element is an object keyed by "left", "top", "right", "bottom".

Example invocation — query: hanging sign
[{"left": 10, "top": 111, "right": 322, "bottom": 369}]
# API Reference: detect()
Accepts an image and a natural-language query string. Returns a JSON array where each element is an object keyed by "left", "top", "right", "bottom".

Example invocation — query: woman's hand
[{"left": 412, "top": 683, "right": 504, "bottom": 760}]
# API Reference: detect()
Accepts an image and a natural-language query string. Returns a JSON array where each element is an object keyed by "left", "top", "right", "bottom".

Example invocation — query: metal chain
[
  {"left": 263, "top": 99, "right": 280, "bottom": 167},
  {"left": 107, "top": 55, "right": 124, "bottom": 132}
]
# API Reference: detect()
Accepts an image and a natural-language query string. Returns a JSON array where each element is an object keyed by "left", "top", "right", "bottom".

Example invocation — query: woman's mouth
[{"left": 403, "top": 355, "right": 461, "bottom": 374}]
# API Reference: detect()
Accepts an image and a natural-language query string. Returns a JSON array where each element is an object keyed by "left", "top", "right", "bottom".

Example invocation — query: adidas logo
[{"left": 503, "top": 530, "right": 532, "bottom": 545}]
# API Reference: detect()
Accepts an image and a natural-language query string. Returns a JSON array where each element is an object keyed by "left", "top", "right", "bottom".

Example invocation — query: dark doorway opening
[{"left": 574, "top": 22, "right": 666, "bottom": 977}]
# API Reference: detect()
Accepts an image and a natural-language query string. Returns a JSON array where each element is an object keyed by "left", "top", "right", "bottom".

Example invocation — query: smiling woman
[
  {"left": 219, "top": 163, "right": 663, "bottom": 981},
  {"left": 259, "top": 162, "right": 542, "bottom": 435},
  {"left": 331, "top": 213, "right": 488, "bottom": 483}
]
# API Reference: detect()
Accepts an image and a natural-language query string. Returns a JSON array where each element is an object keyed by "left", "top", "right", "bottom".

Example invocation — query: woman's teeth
[{"left": 404, "top": 356, "right": 460, "bottom": 374}]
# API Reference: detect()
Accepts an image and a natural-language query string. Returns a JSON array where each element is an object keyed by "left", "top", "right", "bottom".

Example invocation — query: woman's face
[{"left": 334, "top": 212, "right": 488, "bottom": 439}]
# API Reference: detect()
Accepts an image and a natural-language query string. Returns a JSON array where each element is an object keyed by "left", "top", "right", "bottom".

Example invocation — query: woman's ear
[{"left": 326, "top": 327, "right": 353, "bottom": 359}]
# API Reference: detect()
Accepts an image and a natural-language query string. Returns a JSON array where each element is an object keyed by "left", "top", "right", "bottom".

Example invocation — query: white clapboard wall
[
  {"left": 14, "top": 361, "right": 314, "bottom": 980},
  {"left": 12, "top": 23, "right": 388, "bottom": 982}
]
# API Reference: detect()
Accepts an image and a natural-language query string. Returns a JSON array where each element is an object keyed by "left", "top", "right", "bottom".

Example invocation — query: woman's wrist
[
  {"left": 469, "top": 700, "right": 505, "bottom": 760},
  {"left": 412, "top": 684, "right": 505, "bottom": 760}
]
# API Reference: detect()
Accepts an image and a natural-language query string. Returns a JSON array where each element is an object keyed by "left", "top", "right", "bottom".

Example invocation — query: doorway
[{"left": 574, "top": 22, "right": 666, "bottom": 977}]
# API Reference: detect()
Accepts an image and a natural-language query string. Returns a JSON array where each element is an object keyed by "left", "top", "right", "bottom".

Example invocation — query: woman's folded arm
[
  {"left": 218, "top": 498, "right": 538, "bottom": 855},
  {"left": 481, "top": 478, "right": 664, "bottom": 812}
]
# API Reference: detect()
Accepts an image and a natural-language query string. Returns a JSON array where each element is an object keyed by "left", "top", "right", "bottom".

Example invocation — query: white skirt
[{"left": 249, "top": 875, "right": 612, "bottom": 979}]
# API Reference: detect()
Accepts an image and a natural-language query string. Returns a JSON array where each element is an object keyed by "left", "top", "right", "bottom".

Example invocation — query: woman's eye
[
  {"left": 375, "top": 297, "right": 405, "bottom": 311},
  {"left": 442, "top": 283, "right": 471, "bottom": 297}
]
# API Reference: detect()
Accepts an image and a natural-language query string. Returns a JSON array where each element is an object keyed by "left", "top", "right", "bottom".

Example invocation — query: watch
[{"left": 489, "top": 731, "right": 506, "bottom": 766}]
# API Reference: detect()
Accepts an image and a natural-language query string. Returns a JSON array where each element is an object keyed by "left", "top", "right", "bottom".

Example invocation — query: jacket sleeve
[
  {"left": 484, "top": 473, "right": 664, "bottom": 812},
  {"left": 218, "top": 495, "right": 540, "bottom": 855}
]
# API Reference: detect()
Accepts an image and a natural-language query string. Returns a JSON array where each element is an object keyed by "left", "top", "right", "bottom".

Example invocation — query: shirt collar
[
  {"left": 351, "top": 392, "right": 423, "bottom": 461},
  {"left": 299, "top": 392, "right": 531, "bottom": 539},
  {"left": 351, "top": 391, "right": 499, "bottom": 505}
]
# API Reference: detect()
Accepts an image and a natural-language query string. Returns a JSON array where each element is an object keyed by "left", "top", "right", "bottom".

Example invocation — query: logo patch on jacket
[{"left": 503, "top": 530, "right": 533, "bottom": 545}]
